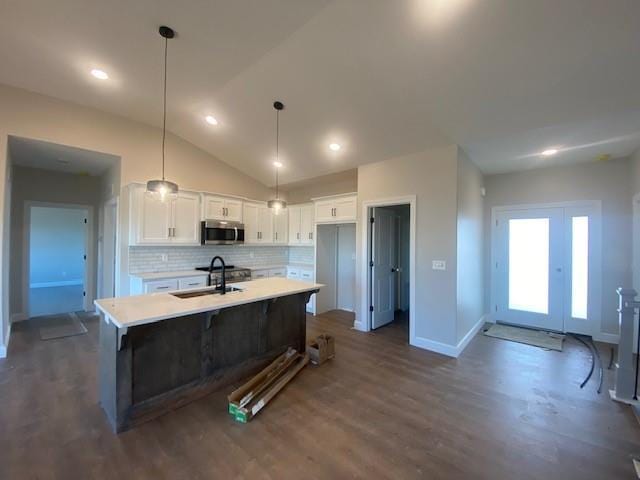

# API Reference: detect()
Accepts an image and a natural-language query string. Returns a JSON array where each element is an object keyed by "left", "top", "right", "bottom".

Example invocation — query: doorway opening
[
  {"left": 491, "top": 202, "right": 602, "bottom": 336},
  {"left": 27, "top": 203, "right": 91, "bottom": 317},
  {"left": 367, "top": 204, "right": 411, "bottom": 340},
  {"left": 315, "top": 223, "right": 356, "bottom": 315},
  {"left": 360, "top": 196, "right": 415, "bottom": 345}
]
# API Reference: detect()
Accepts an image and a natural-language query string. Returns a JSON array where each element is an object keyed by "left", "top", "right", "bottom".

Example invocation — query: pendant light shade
[
  {"left": 268, "top": 101, "right": 287, "bottom": 214},
  {"left": 147, "top": 25, "right": 179, "bottom": 199}
]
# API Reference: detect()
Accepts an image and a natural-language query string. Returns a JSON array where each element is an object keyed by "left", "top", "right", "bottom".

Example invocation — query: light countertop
[
  {"left": 246, "top": 263, "right": 314, "bottom": 271},
  {"left": 130, "top": 270, "right": 209, "bottom": 280},
  {"left": 95, "top": 277, "right": 322, "bottom": 329}
]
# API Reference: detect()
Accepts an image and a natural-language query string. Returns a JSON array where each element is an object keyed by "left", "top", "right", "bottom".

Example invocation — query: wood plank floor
[{"left": 1, "top": 310, "right": 639, "bottom": 479}]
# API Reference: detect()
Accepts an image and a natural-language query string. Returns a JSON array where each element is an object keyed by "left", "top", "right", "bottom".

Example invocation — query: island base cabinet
[{"left": 98, "top": 291, "right": 314, "bottom": 433}]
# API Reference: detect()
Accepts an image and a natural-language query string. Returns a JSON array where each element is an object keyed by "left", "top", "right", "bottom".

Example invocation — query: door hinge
[
  {"left": 369, "top": 261, "right": 374, "bottom": 267},
  {"left": 369, "top": 305, "right": 374, "bottom": 312}
]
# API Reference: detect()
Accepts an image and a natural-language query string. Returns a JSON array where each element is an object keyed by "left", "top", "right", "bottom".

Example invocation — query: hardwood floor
[{"left": 1, "top": 310, "right": 639, "bottom": 479}]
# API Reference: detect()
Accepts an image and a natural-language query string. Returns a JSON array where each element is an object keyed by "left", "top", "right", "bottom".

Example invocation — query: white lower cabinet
[
  {"left": 178, "top": 276, "right": 207, "bottom": 290},
  {"left": 144, "top": 279, "right": 178, "bottom": 294},
  {"left": 130, "top": 274, "right": 209, "bottom": 295},
  {"left": 286, "top": 266, "right": 315, "bottom": 314}
]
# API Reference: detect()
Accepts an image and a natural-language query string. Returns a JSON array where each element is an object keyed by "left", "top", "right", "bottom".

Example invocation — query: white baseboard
[
  {"left": 411, "top": 315, "right": 486, "bottom": 358},
  {"left": 411, "top": 335, "right": 459, "bottom": 357},
  {"left": 456, "top": 315, "right": 487, "bottom": 355},
  {"left": 0, "top": 322, "right": 12, "bottom": 358},
  {"left": 352, "top": 320, "right": 367, "bottom": 332},
  {"left": 10, "top": 313, "right": 27, "bottom": 323},
  {"left": 593, "top": 332, "right": 620, "bottom": 344}
]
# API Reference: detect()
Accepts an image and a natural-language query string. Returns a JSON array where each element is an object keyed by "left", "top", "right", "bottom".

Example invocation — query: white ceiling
[
  {"left": 9, "top": 136, "right": 119, "bottom": 176},
  {"left": 1, "top": 0, "right": 639, "bottom": 185}
]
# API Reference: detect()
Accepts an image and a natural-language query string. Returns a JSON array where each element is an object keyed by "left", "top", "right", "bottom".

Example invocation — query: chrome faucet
[{"left": 209, "top": 256, "right": 226, "bottom": 294}]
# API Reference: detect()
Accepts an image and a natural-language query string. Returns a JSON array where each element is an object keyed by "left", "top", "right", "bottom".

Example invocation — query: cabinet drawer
[
  {"left": 269, "top": 268, "right": 286, "bottom": 278},
  {"left": 144, "top": 279, "right": 179, "bottom": 293},
  {"left": 286, "top": 267, "right": 300, "bottom": 279},
  {"left": 300, "top": 269, "right": 314, "bottom": 282},
  {"left": 252, "top": 270, "right": 269, "bottom": 279},
  {"left": 178, "top": 276, "right": 207, "bottom": 290}
]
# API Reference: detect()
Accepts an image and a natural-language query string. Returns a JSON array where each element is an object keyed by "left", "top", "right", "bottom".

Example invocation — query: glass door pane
[
  {"left": 571, "top": 216, "right": 589, "bottom": 319},
  {"left": 508, "top": 218, "right": 549, "bottom": 314}
]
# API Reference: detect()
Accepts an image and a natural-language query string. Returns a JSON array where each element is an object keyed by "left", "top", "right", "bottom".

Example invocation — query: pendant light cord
[
  {"left": 275, "top": 108, "right": 279, "bottom": 200},
  {"left": 161, "top": 35, "right": 168, "bottom": 181}
]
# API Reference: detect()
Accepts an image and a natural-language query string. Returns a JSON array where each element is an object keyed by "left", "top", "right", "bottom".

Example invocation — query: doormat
[
  {"left": 483, "top": 323, "right": 564, "bottom": 351},
  {"left": 39, "top": 312, "right": 88, "bottom": 340}
]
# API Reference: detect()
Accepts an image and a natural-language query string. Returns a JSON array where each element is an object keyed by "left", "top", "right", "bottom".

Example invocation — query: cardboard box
[{"left": 307, "top": 334, "right": 335, "bottom": 365}]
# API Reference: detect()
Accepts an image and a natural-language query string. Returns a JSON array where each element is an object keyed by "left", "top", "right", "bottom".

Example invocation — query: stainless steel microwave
[{"left": 200, "top": 220, "right": 245, "bottom": 245}]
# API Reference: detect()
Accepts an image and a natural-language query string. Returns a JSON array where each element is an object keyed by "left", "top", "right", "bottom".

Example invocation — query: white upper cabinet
[
  {"left": 172, "top": 192, "right": 201, "bottom": 244},
  {"left": 243, "top": 203, "right": 274, "bottom": 244},
  {"left": 130, "top": 186, "right": 201, "bottom": 245},
  {"left": 288, "top": 203, "right": 314, "bottom": 245},
  {"left": 314, "top": 194, "right": 357, "bottom": 223},
  {"left": 273, "top": 209, "right": 288, "bottom": 244},
  {"left": 201, "top": 194, "right": 243, "bottom": 222}
]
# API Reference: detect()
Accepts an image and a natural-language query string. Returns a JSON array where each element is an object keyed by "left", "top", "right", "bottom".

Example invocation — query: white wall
[
  {"left": 483, "top": 157, "right": 632, "bottom": 336},
  {"left": 456, "top": 151, "right": 485, "bottom": 342},
  {"left": 357, "top": 145, "right": 459, "bottom": 347}
]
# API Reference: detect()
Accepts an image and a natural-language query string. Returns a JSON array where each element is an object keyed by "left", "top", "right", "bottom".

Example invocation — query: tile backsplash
[
  {"left": 129, "top": 245, "right": 289, "bottom": 274},
  {"left": 288, "top": 246, "right": 314, "bottom": 265}
]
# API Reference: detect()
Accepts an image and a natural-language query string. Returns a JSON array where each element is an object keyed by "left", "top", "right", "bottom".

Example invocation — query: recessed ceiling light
[
  {"left": 541, "top": 148, "right": 558, "bottom": 156},
  {"left": 273, "top": 161, "right": 283, "bottom": 168},
  {"left": 91, "top": 69, "right": 109, "bottom": 80},
  {"left": 329, "top": 143, "right": 341, "bottom": 152},
  {"left": 205, "top": 115, "right": 218, "bottom": 126}
]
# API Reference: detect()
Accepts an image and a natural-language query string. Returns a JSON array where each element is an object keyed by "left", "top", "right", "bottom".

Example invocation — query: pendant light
[
  {"left": 267, "top": 101, "right": 287, "bottom": 214},
  {"left": 147, "top": 25, "right": 178, "bottom": 199}
]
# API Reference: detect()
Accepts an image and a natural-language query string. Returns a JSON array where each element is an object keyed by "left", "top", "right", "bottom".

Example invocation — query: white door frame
[
  {"left": 490, "top": 200, "right": 602, "bottom": 337},
  {"left": 631, "top": 193, "right": 640, "bottom": 350},
  {"left": 358, "top": 195, "right": 416, "bottom": 345},
  {"left": 98, "top": 196, "right": 119, "bottom": 299},
  {"left": 23, "top": 201, "right": 95, "bottom": 317}
]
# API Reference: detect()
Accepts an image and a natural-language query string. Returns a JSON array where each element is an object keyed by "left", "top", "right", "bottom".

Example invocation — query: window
[
  {"left": 508, "top": 218, "right": 549, "bottom": 314},
  {"left": 571, "top": 216, "right": 589, "bottom": 319}
]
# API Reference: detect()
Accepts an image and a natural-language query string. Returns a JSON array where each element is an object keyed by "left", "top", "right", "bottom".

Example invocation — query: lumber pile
[{"left": 228, "top": 348, "right": 308, "bottom": 423}]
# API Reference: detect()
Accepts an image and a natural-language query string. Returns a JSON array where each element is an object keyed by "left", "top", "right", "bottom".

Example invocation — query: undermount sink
[{"left": 170, "top": 286, "right": 243, "bottom": 299}]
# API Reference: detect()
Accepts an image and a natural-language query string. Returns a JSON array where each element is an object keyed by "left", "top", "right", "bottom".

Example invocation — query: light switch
[{"left": 432, "top": 260, "right": 446, "bottom": 270}]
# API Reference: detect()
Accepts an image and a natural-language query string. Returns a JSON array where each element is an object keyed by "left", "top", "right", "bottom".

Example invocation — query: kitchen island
[{"left": 95, "top": 277, "right": 321, "bottom": 433}]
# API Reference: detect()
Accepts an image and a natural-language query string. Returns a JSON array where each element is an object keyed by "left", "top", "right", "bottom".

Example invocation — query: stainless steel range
[{"left": 194, "top": 265, "right": 252, "bottom": 286}]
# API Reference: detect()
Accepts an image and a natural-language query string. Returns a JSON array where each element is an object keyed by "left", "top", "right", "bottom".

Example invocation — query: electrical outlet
[
  {"left": 160, "top": 254, "right": 168, "bottom": 262},
  {"left": 432, "top": 260, "right": 446, "bottom": 270}
]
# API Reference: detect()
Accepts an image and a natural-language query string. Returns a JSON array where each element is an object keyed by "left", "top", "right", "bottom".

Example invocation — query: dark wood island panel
[{"left": 99, "top": 291, "right": 314, "bottom": 432}]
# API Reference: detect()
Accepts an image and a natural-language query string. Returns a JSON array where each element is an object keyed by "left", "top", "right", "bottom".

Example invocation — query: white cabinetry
[
  {"left": 287, "top": 266, "right": 315, "bottom": 313},
  {"left": 314, "top": 194, "right": 357, "bottom": 223},
  {"left": 273, "top": 210, "right": 288, "bottom": 244},
  {"left": 130, "top": 273, "right": 209, "bottom": 295},
  {"left": 130, "top": 186, "right": 200, "bottom": 245},
  {"left": 251, "top": 267, "right": 286, "bottom": 280},
  {"left": 201, "top": 195, "right": 243, "bottom": 222},
  {"left": 288, "top": 204, "right": 314, "bottom": 245},
  {"left": 243, "top": 203, "right": 274, "bottom": 244}
]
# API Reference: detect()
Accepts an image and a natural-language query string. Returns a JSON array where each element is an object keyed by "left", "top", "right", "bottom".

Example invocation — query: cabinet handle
[
  {"left": 157, "top": 286, "right": 170, "bottom": 290},
  {"left": 309, "top": 232, "right": 312, "bottom": 240},
  {"left": 275, "top": 232, "right": 278, "bottom": 240},
  {"left": 297, "top": 232, "right": 300, "bottom": 240}
]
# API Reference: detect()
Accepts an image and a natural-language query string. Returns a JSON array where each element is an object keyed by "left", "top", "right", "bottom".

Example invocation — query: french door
[{"left": 494, "top": 205, "right": 593, "bottom": 334}]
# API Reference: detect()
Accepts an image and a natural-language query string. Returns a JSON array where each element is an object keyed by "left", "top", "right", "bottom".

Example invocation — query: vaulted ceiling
[{"left": 1, "top": 0, "right": 639, "bottom": 185}]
